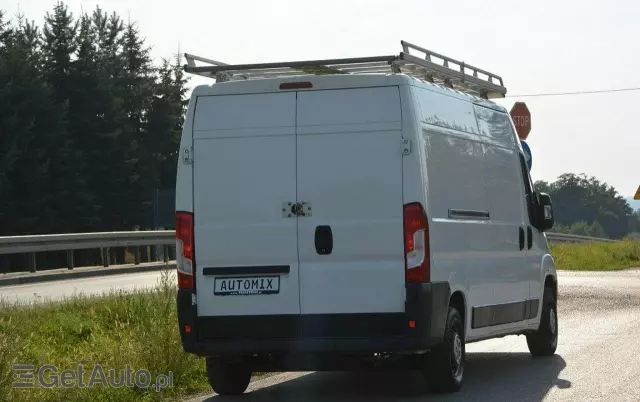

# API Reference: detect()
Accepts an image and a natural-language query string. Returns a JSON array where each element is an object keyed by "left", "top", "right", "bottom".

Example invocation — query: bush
[{"left": 552, "top": 220, "right": 607, "bottom": 238}]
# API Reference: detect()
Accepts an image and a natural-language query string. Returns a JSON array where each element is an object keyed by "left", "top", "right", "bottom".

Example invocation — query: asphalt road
[
  {"left": 186, "top": 269, "right": 640, "bottom": 402},
  {"left": 2, "top": 269, "right": 639, "bottom": 401},
  {"left": 0, "top": 269, "right": 171, "bottom": 305}
]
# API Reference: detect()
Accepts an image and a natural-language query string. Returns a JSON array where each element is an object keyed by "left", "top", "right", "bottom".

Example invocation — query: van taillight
[
  {"left": 403, "top": 202, "right": 430, "bottom": 283},
  {"left": 176, "top": 211, "right": 194, "bottom": 289}
]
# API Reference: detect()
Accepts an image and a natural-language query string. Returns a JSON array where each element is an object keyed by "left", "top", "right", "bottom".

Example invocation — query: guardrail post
[
  {"left": 134, "top": 247, "right": 140, "bottom": 265},
  {"left": 102, "top": 248, "right": 110, "bottom": 267},
  {"left": 67, "top": 250, "right": 74, "bottom": 269},
  {"left": 28, "top": 253, "right": 36, "bottom": 273},
  {"left": 163, "top": 245, "right": 169, "bottom": 263}
]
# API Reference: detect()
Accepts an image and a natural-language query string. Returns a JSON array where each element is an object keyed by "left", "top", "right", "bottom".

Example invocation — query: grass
[
  {"left": 550, "top": 239, "right": 640, "bottom": 271},
  {"left": 0, "top": 270, "right": 212, "bottom": 402}
]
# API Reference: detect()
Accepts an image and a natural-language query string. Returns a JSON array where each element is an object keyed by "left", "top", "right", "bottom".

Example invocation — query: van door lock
[
  {"left": 291, "top": 203, "right": 304, "bottom": 216},
  {"left": 282, "top": 202, "right": 312, "bottom": 217}
]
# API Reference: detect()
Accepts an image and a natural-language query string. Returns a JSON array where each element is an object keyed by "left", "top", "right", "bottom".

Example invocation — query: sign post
[
  {"left": 510, "top": 102, "right": 531, "bottom": 141},
  {"left": 521, "top": 140, "right": 532, "bottom": 171},
  {"left": 634, "top": 185, "right": 640, "bottom": 200}
]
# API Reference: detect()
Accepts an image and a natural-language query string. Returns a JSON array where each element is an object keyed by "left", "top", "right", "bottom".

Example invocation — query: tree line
[
  {"left": 535, "top": 173, "right": 640, "bottom": 239},
  {"left": 0, "top": 2, "right": 187, "bottom": 238}
]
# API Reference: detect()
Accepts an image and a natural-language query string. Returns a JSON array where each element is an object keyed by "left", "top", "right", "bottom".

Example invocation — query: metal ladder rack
[{"left": 184, "top": 40, "right": 507, "bottom": 99}]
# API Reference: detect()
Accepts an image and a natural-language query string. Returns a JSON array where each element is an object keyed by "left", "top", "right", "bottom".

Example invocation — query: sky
[{"left": 3, "top": 0, "right": 640, "bottom": 197}]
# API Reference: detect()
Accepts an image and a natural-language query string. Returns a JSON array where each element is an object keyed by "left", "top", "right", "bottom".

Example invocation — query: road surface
[
  {"left": 1, "top": 269, "right": 639, "bottom": 401},
  {"left": 185, "top": 270, "right": 640, "bottom": 402},
  {"left": 0, "top": 269, "right": 171, "bottom": 305}
]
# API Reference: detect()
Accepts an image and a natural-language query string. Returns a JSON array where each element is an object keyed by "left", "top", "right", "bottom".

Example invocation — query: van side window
[
  {"left": 415, "top": 88, "right": 480, "bottom": 135},
  {"left": 518, "top": 152, "right": 536, "bottom": 224},
  {"left": 473, "top": 105, "right": 516, "bottom": 147}
]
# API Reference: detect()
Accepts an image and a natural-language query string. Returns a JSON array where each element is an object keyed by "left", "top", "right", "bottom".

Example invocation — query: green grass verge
[
  {"left": 551, "top": 239, "right": 640, "bottom": 271},
  {"left": 0, "top": 270, "right": 213, "bottom": 402}
]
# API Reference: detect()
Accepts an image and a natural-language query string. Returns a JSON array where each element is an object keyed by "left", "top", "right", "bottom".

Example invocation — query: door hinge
[
  {"left": 183, "top": 147, "right": 193, "bottom": 165},
  {"left": 401, "top": 138, "right": 411, "bottom": 156}
]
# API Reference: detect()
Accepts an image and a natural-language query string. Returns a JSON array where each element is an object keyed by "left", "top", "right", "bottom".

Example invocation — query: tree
[
  {"left": 533, "top": 180, "right": 551, "bottom": 195},
  {"left": 41, "top": 2, "right": 96, "bottom": 233},
  {"left": 146, "top": 54, "right": 188, "bottom": 189},
  {"left": 144, "top": 53, "right": 188, "bottom": 229},
  {"left": 629, "top": 210, "right": 640, "bottom": 237},
  {"left": 535, "top": 173, "right": 634, "bottom": 239},
  {"left": 116, "top": 21, "right": 156, "bottom": 229},
  {"left": 0, "top": 10, "right": 10, "bottom": 45},
  {"left": 553, "top": 221, "right": 606, "bottom": 238},
  {"left": 42, "top": 2, "right": 77, "bottom": 104},
  {"left": 86, "top": 7, "right": 128, "bottom": 231},
  {"left": 0, "top": 14, "right": 66, "bottom": 235},
  {"left": 66, "top": 11, "right": 104, "bottom": 230}
]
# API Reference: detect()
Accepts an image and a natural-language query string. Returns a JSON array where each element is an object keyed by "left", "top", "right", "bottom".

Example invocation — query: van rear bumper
[{"left": 177, "top": 281, "right": 450, "bottom": 357}]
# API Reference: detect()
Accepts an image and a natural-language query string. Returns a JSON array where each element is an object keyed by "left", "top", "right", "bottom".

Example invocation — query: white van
[{"left": 174, "top": 41, "right": 559, "bottom": 395}]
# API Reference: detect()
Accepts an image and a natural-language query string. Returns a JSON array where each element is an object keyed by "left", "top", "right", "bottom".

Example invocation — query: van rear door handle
[
  {"left": 519, "top": 227, "right": 525, "bottom": 250},
  {"left": 315, "top": 225, "right": 333, "bottom": 255}
]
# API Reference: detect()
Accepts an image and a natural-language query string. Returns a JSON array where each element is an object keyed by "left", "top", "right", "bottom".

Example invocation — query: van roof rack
[{"left": 184, "top": 40, "right": 507, "bottom": 99}]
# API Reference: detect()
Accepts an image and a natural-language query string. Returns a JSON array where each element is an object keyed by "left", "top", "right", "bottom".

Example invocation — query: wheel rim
[
  {"left": 450, "top": 331, "right": 464, "bottom": 379},
  {"left": 453, "top": 333, "right": 462, "bottom": 364},
  {"left": 550, "top": 307, "right": 558, "bottom": 346}
]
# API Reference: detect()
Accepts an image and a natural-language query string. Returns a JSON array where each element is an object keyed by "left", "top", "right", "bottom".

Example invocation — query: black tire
[
  {"left": 422, "top": 306, "right": 465, "bottom": 393},
  {"left": 205, "top": 357, "right": 252, "bottom": 396},
  {"left": 526, "top": 287, "right": 558, "bottom": 357}
]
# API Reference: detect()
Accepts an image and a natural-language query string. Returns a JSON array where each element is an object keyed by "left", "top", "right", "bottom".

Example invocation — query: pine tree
[
  {"left": 42, "top": 2, "right": 78, "bottom": 104},
  {"left": 145, "top": 59, "right": 173, "bottom": 191},
  {"left": 0, "top": 10, "right": 10, "bottom": 45},
  {"left": 117, "top": 21, "right": 155, "bottom": 229},
  {"left": 161, "top": 53, "right": 188, "bottom": 188},
  {"left": 41, "top": 2, "right": 96, "bottom": 233},
  {"left": 87, "top": 8, "right": 133, "bottom": 231},
  {"left": 145, "top": 54, "right": 188, "bottom": 192},
  {"left": 66, "top": 11, "right": 103, "bottom": 230},
  {"left": 0, "top": 15, "right": 66, "bottom": 235}
]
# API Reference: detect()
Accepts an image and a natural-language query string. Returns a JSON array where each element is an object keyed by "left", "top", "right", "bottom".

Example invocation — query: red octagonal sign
[{"left": 510, "top": 102, "right": 531, "bottom": 140}]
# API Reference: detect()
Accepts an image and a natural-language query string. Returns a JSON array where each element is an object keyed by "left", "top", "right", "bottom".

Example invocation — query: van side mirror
[{"left": 536, "top": 192, "right": 554, "bottom": 231}]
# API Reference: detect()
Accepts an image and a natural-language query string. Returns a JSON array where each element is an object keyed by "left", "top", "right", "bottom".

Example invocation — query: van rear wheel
[
  {"left": 526, "top": 287, "right": 558, "bottom": 357},
  {"left": 205, "top": 357, "right": 252, "bottom": 395},
  {"left": 422, "top": 306, "right": 464, "bottom": 393}
]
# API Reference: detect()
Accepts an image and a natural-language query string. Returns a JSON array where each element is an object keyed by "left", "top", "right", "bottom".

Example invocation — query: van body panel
[
  {"left": 296, "top": 87, "right": 406, "bottom": 314},
  {"left": 411, "top": 87, "right": 494, "bottom": 331},
  {"left": 175, "top": 98, "right": 196, "bottom": 215},
  {"left": 192, "top": 92, "right": 301, "bottom": 316},
  {"left": 475, "top": 105, "right": 530, "bottom": 313}
]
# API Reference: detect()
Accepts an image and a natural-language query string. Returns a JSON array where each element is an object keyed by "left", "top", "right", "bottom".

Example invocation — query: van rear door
[
  {"left": 295, "top": 87, "right": 406, "bottom": 315},
  {"left": 192, "top": 92, "right": 301, "bottom": 316}
]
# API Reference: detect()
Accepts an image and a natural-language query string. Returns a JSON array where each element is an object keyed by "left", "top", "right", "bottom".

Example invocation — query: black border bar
[{"left": 202, "top": 265, "right": 291, "bottom": 276}]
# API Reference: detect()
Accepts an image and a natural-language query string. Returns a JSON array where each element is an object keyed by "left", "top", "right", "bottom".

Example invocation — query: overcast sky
[{"left": 4, "top": 0, "right": 639, "bottom": 197}]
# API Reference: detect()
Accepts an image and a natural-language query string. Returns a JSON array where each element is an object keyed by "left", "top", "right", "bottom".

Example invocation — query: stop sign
[{"left": 510, "top": 102, "right": 531, "bottom": 140}]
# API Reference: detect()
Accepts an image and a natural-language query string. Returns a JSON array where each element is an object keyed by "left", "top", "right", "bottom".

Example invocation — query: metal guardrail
[
  {"left": 545, "top": 232, "right": 618, "bottom": 243},
  {"left": 0, "top": 230, "right": 617, "bottom": 274},
  {"left": 0, "top": 231, "right": 175, "bottom": 273}
]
